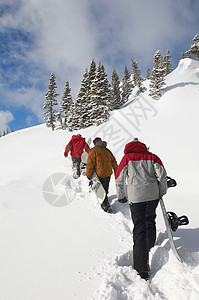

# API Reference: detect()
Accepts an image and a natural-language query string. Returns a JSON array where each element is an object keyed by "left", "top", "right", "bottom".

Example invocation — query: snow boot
[
  {"left": 138, "top": 271, "right": 149, "bottom": 281},
  {"left": 118, "top": 197, "right": 128, "bottom": 203},
  {"left": 101, "top": 202, "right": 113, "bottom": 214}
]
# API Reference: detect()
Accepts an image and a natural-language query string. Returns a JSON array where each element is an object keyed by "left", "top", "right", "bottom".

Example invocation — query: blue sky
[{"left": 0, "top": 0, "right": 199, "bottom": 132}]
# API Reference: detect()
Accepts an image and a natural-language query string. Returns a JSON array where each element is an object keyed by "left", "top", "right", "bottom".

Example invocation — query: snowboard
[
  {"left": 159, "top": 176, "right": 189, "bottom": 262},
  {"left": 159, "top": 197, "right": 182, "bottom": 263},
  {"left": 81, "top": 151, "right": 106, "bottom": 205},
  {"left": 86, "top": 137, "right": 92, "bottom": 147}
]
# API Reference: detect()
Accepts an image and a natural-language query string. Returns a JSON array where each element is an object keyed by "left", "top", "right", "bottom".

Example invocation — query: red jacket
[
  {"left": 64, "top": 135, "right": 90, "bottom": 158},
  {"left": 115, "top": 141, "right": 167, "bottom": 203}
]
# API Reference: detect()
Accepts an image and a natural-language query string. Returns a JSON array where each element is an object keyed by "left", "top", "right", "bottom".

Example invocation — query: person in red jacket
[
  {"left": 64, "top": 134, "right": 90, "bottom": 178},
  {"left": 115, "top": 138, "right": 167, "bottom": 280}
]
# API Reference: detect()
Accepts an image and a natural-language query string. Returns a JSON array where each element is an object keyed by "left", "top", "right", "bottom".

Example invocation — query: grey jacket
[{"left": 115, "top": 141, "right": 167, "bottom": 204}]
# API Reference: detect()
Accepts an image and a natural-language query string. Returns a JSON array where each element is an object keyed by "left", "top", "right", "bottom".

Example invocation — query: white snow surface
[{"left": 0, "top": 58, "right": 199, "bottom": 299}]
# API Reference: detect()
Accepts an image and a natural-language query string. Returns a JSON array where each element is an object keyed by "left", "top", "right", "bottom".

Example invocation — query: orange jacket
[{"left": 86, "top": 140, "right": 118, "bottom": 179}]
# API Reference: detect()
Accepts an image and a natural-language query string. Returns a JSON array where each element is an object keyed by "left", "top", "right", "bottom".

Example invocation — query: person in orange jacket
[
  {"left": 86, "top": 137, "right": 118, "bottom": 213},
  {"left": 64, "top": 134, "right": 90, "bottom": 178}
]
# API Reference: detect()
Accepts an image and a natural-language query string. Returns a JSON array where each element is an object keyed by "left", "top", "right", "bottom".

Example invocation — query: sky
[{"left": 0, "top": 0, "right": 199, "bottom": 132}]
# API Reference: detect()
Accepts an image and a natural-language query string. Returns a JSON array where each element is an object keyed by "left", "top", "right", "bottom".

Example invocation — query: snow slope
[{"left": 0, "top": 58, "right": 199, "bottom": 300}]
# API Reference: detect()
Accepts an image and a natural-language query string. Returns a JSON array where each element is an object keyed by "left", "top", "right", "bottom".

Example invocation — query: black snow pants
[
  {"left": 129, "top": 199, "right": 159, "bottom": 274},
  {"left": 99, "top": 176, "right": 110, "bottom": 206}
]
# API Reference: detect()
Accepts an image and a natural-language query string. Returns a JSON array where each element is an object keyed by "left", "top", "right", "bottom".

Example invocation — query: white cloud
[
  {"left": 0, "top": 0, "right": 199, "bottom": 125},
  {"left": 1, "top": 1, "right": 198, "bottom": 68},
  {"left": 85, "top": 0, "right": 199, "bottom": 68},
  {"left": 0, "top": 85, "right": 44, "bottom": 122},
  {"left": 0, "top": 111, "right": 14, "bottom": 132},
  {"left": 18, "top": 0, "right": 199, "bottom": 76}
]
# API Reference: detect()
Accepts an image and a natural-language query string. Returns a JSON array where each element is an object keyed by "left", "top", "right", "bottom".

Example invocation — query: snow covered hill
[{"left": 0, "top": 58, "right": 199, "bottom": 300}]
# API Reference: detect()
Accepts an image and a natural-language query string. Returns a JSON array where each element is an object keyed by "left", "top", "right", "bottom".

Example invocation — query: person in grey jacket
[{"left": 115, "top": 138, "right": 167, "bottom": 280}]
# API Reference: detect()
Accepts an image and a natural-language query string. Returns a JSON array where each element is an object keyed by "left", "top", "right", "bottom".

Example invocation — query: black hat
[{"left": 93, "top": 137, "right": 101, "bottom": 144}]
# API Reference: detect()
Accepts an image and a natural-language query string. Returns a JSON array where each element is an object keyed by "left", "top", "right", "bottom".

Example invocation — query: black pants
[
  {"left": 129, "top": 199, "right": 159, "bottom": 273},
  {"left": 72, "top": 157, "right": 81, "bottom": 176},
  {"left": 99, "top": 177, "right": 110, "bottom": 205}
]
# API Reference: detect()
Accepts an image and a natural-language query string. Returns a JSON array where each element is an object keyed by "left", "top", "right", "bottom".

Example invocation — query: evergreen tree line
[
  {"left": 43, "top": 57, "right": 148, "bottom": 132},
  {"left": 182, "top": 34, "right": 199, "bottom": 59},
  {"left": 0, "top": 128, "right": 14, "bottom": 138},
  {"left": 43, "top": 34, "right": 199, "bottom": 131},
  {"left": 0, "top": 126, "right": 26, "bottom": 138},
  {"left": 43, "top": 51, "right": 171, "bottom": 132},
  {"left": 149, "top": 34, "right": 199, "bottom": 100}
]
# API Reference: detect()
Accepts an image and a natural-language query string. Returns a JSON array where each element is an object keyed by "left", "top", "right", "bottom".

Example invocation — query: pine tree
[
  {"left": 149, "top": 50, "right": 165, "bottom": 100},
  {"left": 43, "top": 72, "right": 59, "bottom": 131},
  {"left": 180, "top": 52, "right": 185, "bottom": 59},
  {"left": 110, "top": 67, "right": 121, "bottom": 110},
  {"left": 185, "top": 34, "right": 199, "bottom": 59},
  {"left": 100, "top": 64, "right": 111, "bottom": 109},
  {"left": 89, "top": 62, "right": 110, "bottom": 126},
  {"left": 88, "top": 59, "right": 96, "bottom": 86},
  {"left": 131, "top": 59, "right": 146, "bottom": 95},
  {"left": 70, "top": 58, "right": 97, "bottom": 129},
  {"left": 55, "top": 112, "right": 63, "bottom": 128},
  {"left": 146, "top": 68, "right": 150, "bottom": 79},
  {"left": 60, "top": 80, "right": 73, "bottom": 128},
  {"left": 67, "top": 102, "right": 81, "bottom": 131},
  {"left": 66, "top": 59, "right": 110, "bottom": 131},
  {"left": 75, "top": 68, "right": 91, "bottom": 128},
  {"left": 163, "top": 49, "right": 172, "bottom": 75},
  {"left": 121, "top": 65, "right": 133, "bottom": 104}
]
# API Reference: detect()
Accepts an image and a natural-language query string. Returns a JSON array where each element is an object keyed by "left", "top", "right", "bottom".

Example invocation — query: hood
[
  {"left": 124, "top": 141, "right": 148, "bottom": 155},
  {"left": 72, "top": 135, "right": 84, "bottom": 142},
  {"left": 95, "top": 140, "right": 107, "bottom": 148}
]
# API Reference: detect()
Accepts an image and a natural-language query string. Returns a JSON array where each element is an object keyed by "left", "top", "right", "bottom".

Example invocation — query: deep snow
[{"left": 0, "top": 58, "right": 199, "bottom": 300}]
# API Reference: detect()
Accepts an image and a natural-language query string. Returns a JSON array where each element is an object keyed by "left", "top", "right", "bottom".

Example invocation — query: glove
[
  {"left": 118, "top": 197, "right": 128, "bottom": 203},
  {"left": 64, "top": 154, "right": 68, "bottom": 158}
]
